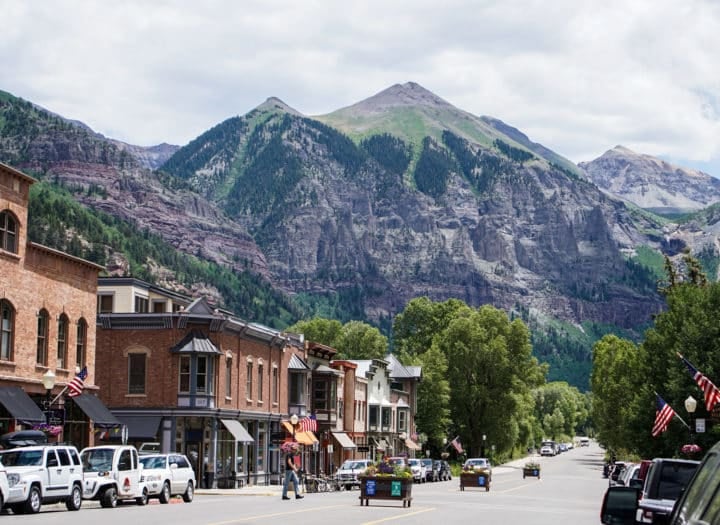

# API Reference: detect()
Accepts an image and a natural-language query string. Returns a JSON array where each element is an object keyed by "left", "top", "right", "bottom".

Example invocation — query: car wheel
[
  {"left": 136, "top": 487, "right": 149, "bottom": 506},
  {"left": 101, "top": 486, "right": 118, "bottom": 508},
  {"left": 159, "top": 482, "right": 171, "bottom": 504},
  {"left": 23, "top": 485, "right": 41, "bottom": 514},
  {"left": 66, "top": 484, "right": 83, "bottom": 511},
  {"left": 182, "top": 481, "right": 194, "bottom": 503}
]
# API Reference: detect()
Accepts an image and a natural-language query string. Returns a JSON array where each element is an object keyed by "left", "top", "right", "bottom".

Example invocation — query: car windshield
[
  {"left": 657, "top": 463, "right": 699, "bottom": 500},
  {"left": 421, "top": 459, "right": 433, "bottom": 466},
  {"left": 0, "top": 450, "right": 43, "bottom": 466},
  {"left": 81, "top": 448, "right": 115, "bottom": 472},
  {"left": 140, "top": 456, "right": 167, "bottom": 469}
]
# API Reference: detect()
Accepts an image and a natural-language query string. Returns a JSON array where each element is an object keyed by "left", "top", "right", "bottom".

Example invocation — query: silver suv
[
  {"left": 0, "top": 445, "right": 83, "bottom": 514},
  {"left": 335, "top": 459, "right": 373, "bottom": 490}
]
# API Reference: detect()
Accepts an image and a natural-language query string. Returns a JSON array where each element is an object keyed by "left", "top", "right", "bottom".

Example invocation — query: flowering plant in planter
[
  {"left": 32, "top": 423, "right": 62, "bottom": 437},
  {"left": 681, "top": 444, "right": 702, "bottom": 459},
  {"left": 361, "top": 459, "right": 412, "bottom": 479},
  {"left": 280, "top": 441, "right": 300, "bottom": 454},
  {"left": 524, "top": 461, "right": 541, "bottom": 470}
]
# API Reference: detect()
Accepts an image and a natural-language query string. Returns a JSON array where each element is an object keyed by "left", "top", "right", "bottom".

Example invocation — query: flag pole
[{"left": 49, "top": 386, "right": 68, "bottom": 406}]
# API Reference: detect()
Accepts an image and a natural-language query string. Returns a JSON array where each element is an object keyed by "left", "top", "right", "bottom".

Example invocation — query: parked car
[
  {"left": 600, "top": 457, "right": 700, "bottom": 525},
  {"left": 138, "top": 442, "right": 161, "bottom": 456},
  {"left": 139, "top": 453, "right": 195, "bottom": 503},
  {"left": 421, "top": 458, "right": 437, "bottom": 482},
  {"left": 434, "top": 459, "right": 451, "bottom": 481},
  {"left": 407, "top": 458, "right": 426, "bottom": 483},
  {"left": 0, "top": 445, "right": 83, "bottom": 514},
  {"left": 579, "top": 437, "right": 590, "bottom": 447},
  {"left": 540, "top": 445, "right": 555, "bottom": 456},
  {"left": 0, "top": 459, "right": 8, "bottom": 512},
  {"left": 80, "top": 445, "right": 148, "bottom": 508},
  {"left": 463, "top": 458, "right": 492, "bottom": 480},
  {"left": 613, "top": 463, "right": 642, "bottom": 489},
  {"left": 636, "top": 458, "right": 700, "bottom": 524},
  {"left": 335, "top": 459, "right": 373, "bottom": 490}
]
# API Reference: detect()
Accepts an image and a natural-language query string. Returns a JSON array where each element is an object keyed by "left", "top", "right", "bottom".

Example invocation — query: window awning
[
  {"left": 71, "top": 394, "right": 123, "bottom": 429},
  {"left": 0, "top": 387, "right": 45, "bottom": 425},
  {"left": 119, "top": 415, "right": 162, "bottom": 440},
  {"left": 281, "top": 421, "right": 318, "bottom": 445},
  {"left": 171, "top": 330, "right": 221, "bottom": 354},
  {"left": 405, "top": 438, "right": 421, "bottom": 450},
  {"left": 331, "top": 431, "right": 356, "bottom": 449},
  {"left": 372, "top": 438, "right": 389, "bottom": 451},
  {"left": 220, "top": 419, "right": 254, "bottom": 443}
]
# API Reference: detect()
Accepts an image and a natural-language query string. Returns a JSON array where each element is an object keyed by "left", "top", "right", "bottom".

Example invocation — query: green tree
[
  {"left": 336, "top": 321, "right": 387, "bottom": 360},
  {"left": 286, "top": 318, "right": 343, "bottom": 348},
  {"left": 414, "top": 345, "right": 451, "bottom": 449}
]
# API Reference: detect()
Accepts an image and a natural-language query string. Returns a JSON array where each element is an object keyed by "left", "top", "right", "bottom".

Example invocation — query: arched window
[
  {"left": 0, "top": 210, "right": 18, "bottom": 253},
  {"left": 76, "top": 318, "right": 87, "bottom": 368},
  {"left": 57, "top": 313, "right": 69, "bottom": 369},
  {"left": 36, "top": 309, "right": 49, "bottom": 365},
  {"left": 1, "top": 299, "right": 15, "bottom": 360}
]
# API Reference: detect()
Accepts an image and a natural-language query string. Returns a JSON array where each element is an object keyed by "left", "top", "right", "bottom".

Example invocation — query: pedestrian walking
[{"left": 282, "top": 442, "right": 303, "bottom": 500}]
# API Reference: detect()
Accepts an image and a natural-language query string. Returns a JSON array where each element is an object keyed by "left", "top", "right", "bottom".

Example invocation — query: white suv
[
  {"left": 139, "top": 453, "right": 195, "bottom": 503},
  {"left": 335, "top": 459, "right": 373, "bottom": 490},
  {"left": 80, "top": 445, "right": 148, "bottom": 508},
  {"left": 0, "top": 445, "right": 83, "bottom": 514},
  {"left": 0, "top": 458, "right": 10, "bottom": 512},
  {"left": 407, "top": 458, "right": 426, "bottom": 483}
]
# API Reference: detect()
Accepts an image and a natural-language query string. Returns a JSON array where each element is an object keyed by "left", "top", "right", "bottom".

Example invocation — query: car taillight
[{"left": 642, "top": 509, "right": 654, "bottom": 522}]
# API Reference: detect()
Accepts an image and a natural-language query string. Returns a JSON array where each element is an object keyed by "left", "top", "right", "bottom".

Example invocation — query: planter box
[
  {"left": 523, "top": 467, "right": 541, "bottom": 479},
  {"left": 359, "top": 476, "right": 413, "bottom": 507},
  {"left": 460, "top": 471, "right": 491, "bottom": 491}
]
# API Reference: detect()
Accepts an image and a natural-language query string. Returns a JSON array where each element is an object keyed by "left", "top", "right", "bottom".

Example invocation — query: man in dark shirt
[{"left": 282, "top": 452, "right": 304, "bottom": 500}]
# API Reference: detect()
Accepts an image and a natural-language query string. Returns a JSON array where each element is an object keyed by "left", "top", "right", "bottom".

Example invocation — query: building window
[
  {"left": 0, "top": 210, "right": 18, "bottom": 253},
  {"left": 257, "top": 364, "right": 264, "bottom": 402},
  {"left": 0, "top": 299, "right": 14, "bottom": 360},
  {"left": 134, "top": 296, "right": 148, "bottom": 313},
  {"left": 314, "top": 379, "right": 328, "bottom": 410},
  {"left": 98, "top": 294, "right": 113, "bottom": 313},
  {"left": 128, "top": 353, "right": 146, "bottom": 394},
  {"left": 369, "top": 405, "right": 379, "bottom": 428},
  {"left": 151, "top": 300, "right": 166, "bottom": 313},
  {"left": 36, "top": 309, "right": 49, "bottom": 365},
  {"left": 289, "top": 372, "right": 305, "bottom": 405},
  {"left": 57, "top": 314, "right": 69, "bottom": 369},
  {"left": 272, "top": 366, "right": 279, "bottom": 404},
  {"left": 179, "top": 355, "right": 190, "bottom": 393},
  {"left": 197, "top": 355, "right": 210, "bottom": 394},
  {"left": 381, "top": 407, "right": 391, "bottom": 430},
  {"left": 398, "top": 409, "right": 407, "bottom": 432},
  {"left": 75, "top": 318, "right": 87, "bottom": 368},
  {"left": 246, "top": 361, "right": 253, "bottom": 399},
  {"left": 225, "top": 357, "right": 232, "bottom": 398}
]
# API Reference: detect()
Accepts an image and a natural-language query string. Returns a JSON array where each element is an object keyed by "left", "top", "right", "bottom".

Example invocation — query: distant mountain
[
  {"left": 1, "top": 83, "right": 681, "bottom": 388},
  {"left": 579, "top": 146, "right": 720, "bottom": 215}
]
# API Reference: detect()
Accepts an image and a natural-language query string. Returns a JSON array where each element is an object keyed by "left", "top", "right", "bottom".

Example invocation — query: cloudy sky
[{"left": 3, "top": 0, "right": 719, "bottom": 175}]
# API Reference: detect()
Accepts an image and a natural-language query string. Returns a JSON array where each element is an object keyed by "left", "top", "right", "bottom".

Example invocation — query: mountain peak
[
  {"left": 253, "top": 97, "right": 303, "bottom": 116},
  {"left": 338, "top": 81, "right": 455, "bottom": 114}
]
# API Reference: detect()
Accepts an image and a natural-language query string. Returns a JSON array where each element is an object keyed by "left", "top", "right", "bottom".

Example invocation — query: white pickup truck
[
  {"left": 0, "top": 445, "right": 84, "bottom": 514},
  {"left": 80, "top": 445, "right": 148, "bottom": 508}
]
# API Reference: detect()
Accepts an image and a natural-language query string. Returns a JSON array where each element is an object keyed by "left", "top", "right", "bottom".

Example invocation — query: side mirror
[{"left": 600, "top": 486, "right": 640, "bottom": 525}]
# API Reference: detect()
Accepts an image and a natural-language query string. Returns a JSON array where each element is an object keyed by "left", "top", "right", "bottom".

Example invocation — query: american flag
[
  {"left": 678, "top": 354, "right": 720, "bottom": 412},
  {"left": 67, "top": 367, "right": 88, "bottom": 398},
  {"left": 450, "top": 436, "right": 463, "bottom": 454},
  {"left": 652, "top": 394, "right": 677, "bottom": 437},
  {"left": 299, "top": 414, "right": 317, "bottom": 432}
]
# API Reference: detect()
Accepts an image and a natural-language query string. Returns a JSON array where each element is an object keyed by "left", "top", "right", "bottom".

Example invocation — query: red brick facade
[{"left": 0, "top": 162, "right": 102, "bottom": 443}]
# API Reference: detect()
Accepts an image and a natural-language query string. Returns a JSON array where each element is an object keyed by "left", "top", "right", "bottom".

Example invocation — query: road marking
[
  {"left": 208, "top": 504, "right": 347, "bottom": 524},
  {"left": 361, "top": 507, "right": 435, "bottom": 525}
]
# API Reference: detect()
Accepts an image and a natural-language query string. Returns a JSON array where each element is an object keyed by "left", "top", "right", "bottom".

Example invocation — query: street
[{"left": 5, "top": 443, "right": 608, "bottom": 524}]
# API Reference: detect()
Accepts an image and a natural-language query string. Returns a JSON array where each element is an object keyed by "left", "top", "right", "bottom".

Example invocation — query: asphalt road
[{"left": 6, "top": 443, "right": 609, "bottom": 525}]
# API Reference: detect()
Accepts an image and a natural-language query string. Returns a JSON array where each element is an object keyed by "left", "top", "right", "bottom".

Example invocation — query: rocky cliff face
[{"left": 579, "top": 146, "right": 720, "bottom": 214}]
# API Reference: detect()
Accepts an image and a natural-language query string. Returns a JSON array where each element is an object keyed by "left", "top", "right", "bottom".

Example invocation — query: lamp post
[
  {"left": 41, "top": 369, "right": 56, "bottom": 425},
  {"left": 685, "top": 395, "right": 697, "bottom": 442},
  {"left": 482, "top": 434, "right": 487, "bottom": 457},
  {"left": 290, "top": 414, "right": 299, "bottom": 441}
]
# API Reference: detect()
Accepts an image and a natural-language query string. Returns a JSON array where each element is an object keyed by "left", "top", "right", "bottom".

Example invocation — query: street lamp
[
  {"left": 482, "top": 434, "right": 487, "bottom": 457},
  {"left": 685, "top": 395, "right": 697, "bottom": 441},
  {"left": 290, "top": 414, "right": 299, "bottom": 441},
  {"left": 41, "top": 369, "right": 56, "bottom": 425}
]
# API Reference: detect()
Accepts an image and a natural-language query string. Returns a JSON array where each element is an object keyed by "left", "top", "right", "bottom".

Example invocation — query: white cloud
[{"left": 1, "top": 0, "right": 718, "bottom": 175}]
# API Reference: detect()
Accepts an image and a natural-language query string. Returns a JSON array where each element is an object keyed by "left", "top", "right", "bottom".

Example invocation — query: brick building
[
  {"left": 0, "top": 162, "right": 104, "bottom": 446},
  {"left": 95, "top": 276, "right": 311, "bottom": 487}
]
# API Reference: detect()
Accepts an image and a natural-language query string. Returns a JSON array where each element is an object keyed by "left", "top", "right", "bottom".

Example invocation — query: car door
[
  {"left": 45, "top": 449, "right": 67, "bottom": 498},
  {"left": 170, "top": 454, "right": 190, "bottom": 493}
]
